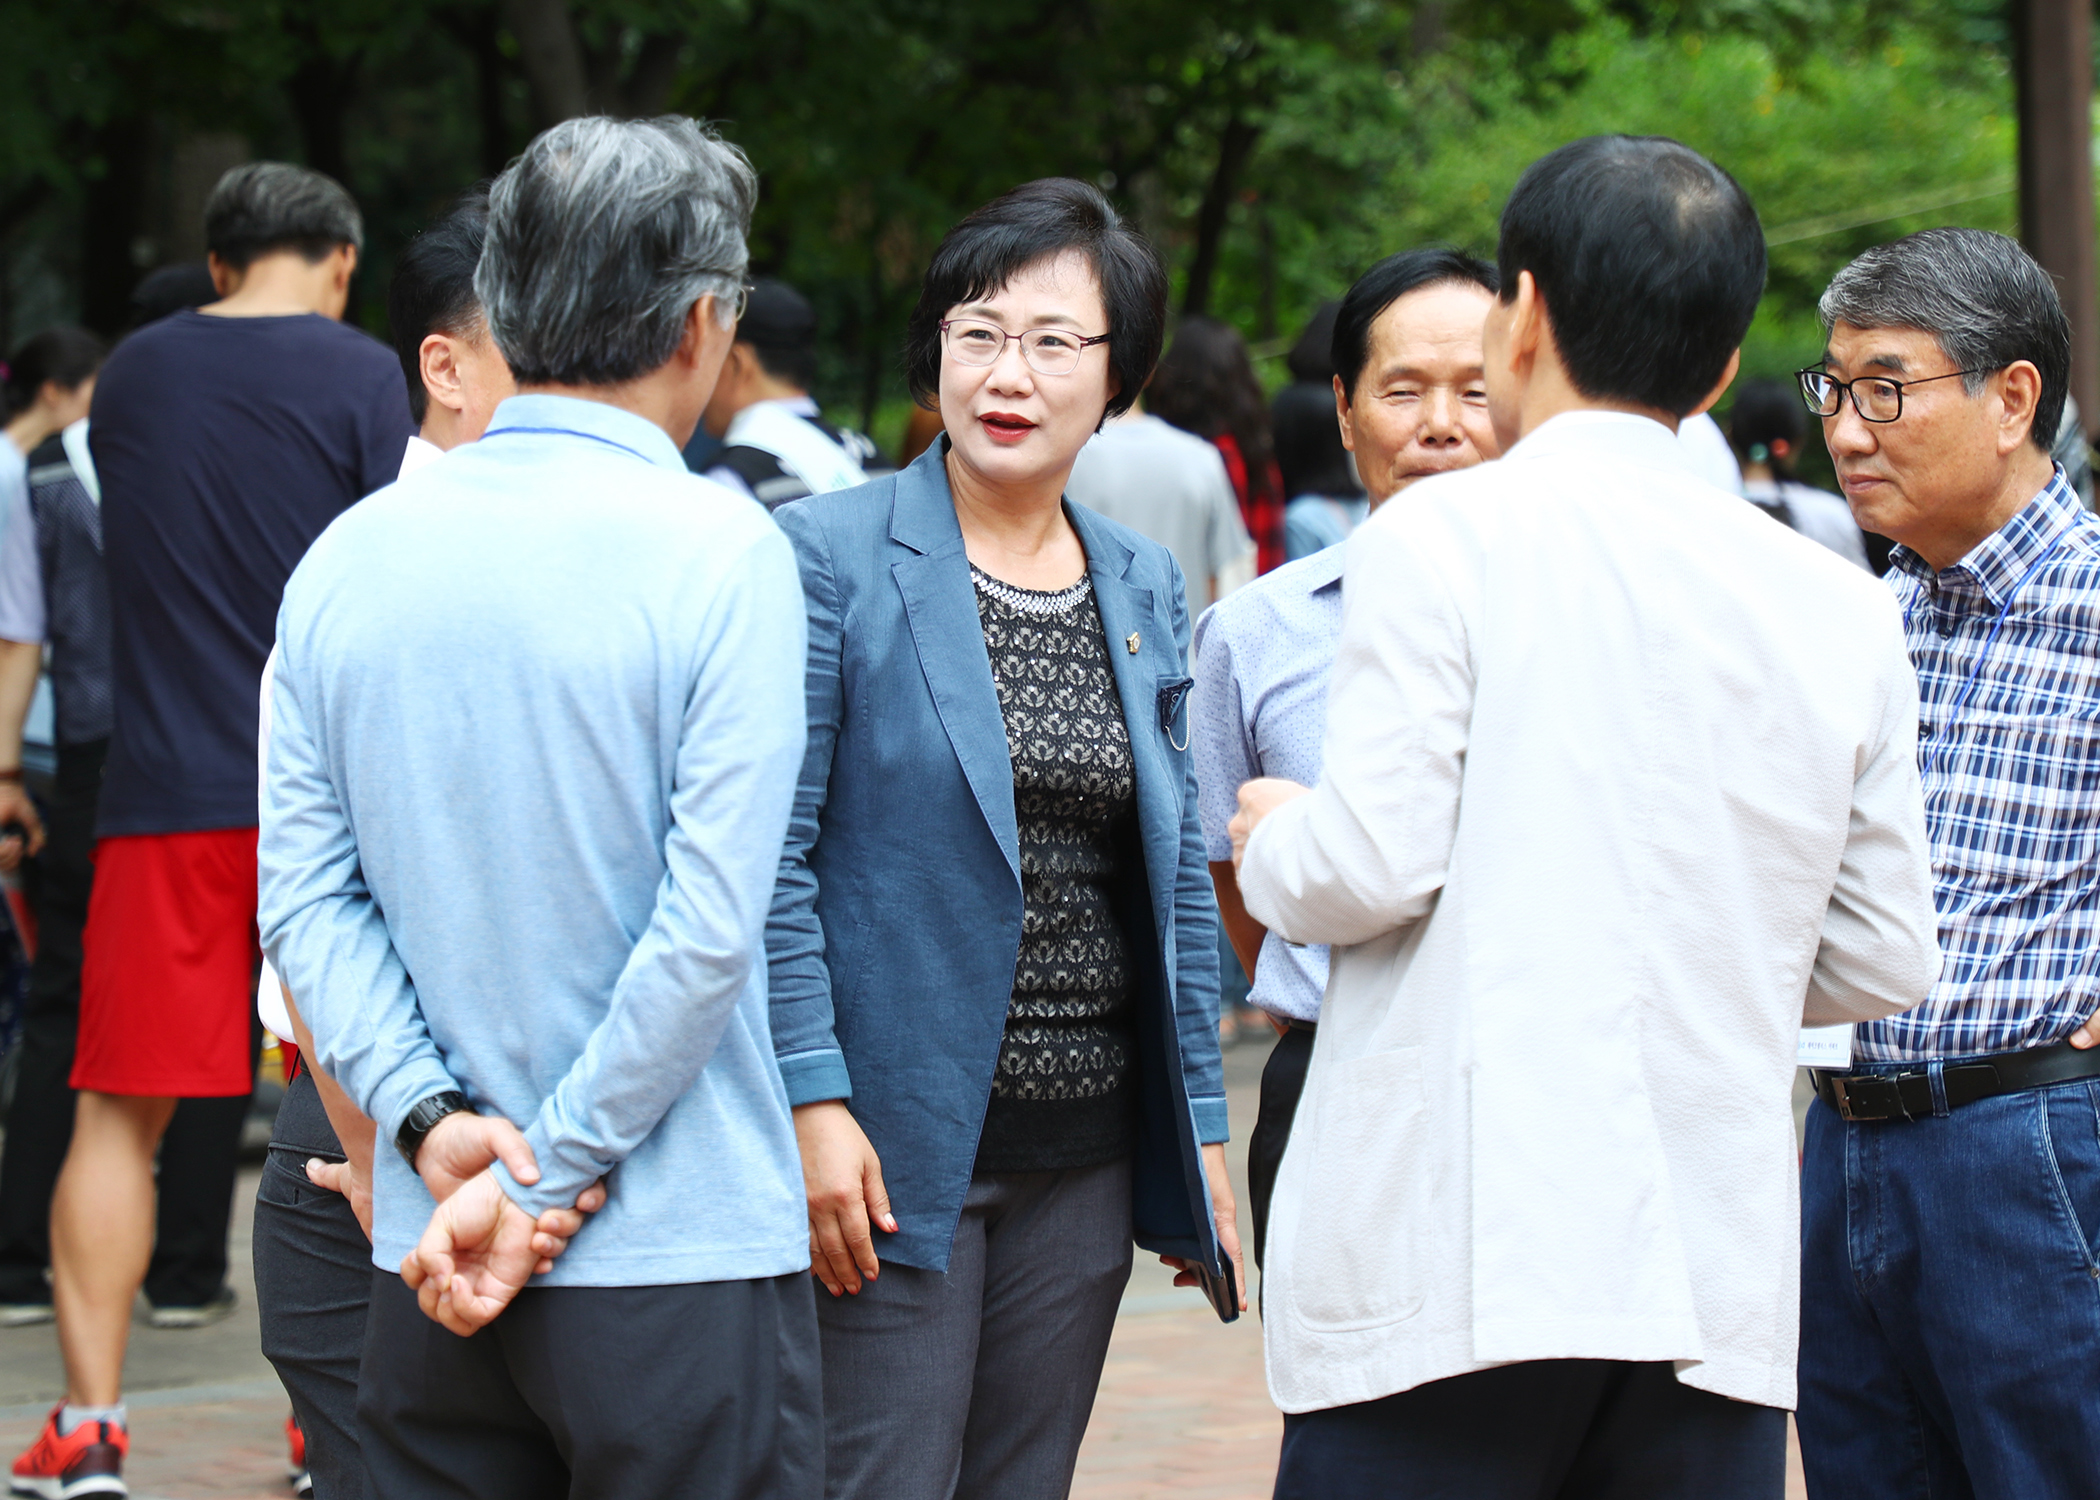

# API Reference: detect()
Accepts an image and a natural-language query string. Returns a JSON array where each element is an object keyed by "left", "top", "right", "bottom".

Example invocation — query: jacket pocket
[{"left": 1289, "top": 1046, "right": 1429, "bottom": 1331}]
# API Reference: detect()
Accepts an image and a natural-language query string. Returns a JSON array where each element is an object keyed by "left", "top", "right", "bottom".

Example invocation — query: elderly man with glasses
[
  {"left": 255, "top": 116, "right": 820, "bottom": 1500},
  {"left": 1796, "top": 226, "right": 2100, "bottom": 1497}
]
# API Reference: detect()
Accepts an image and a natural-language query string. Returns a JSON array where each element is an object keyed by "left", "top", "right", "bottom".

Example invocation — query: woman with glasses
[{"left": 765, "top": 177, "right": 1242, "bottom": 1500}]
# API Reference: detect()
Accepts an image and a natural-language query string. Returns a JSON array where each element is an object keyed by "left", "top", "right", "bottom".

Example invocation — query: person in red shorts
[{"left": 10, "top": 161, "right": 409, "bottom": 1500}]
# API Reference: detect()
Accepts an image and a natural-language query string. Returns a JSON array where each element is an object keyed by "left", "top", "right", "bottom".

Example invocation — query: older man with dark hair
[
  {"left": 1229, "top": 136, "right": 1938, "bottom": 1500},
  {"left": 256, "top": 117, "right": 819, "bottom": 1500},
  {"left": 1796, "top": 227, "right": 2100, "bottom": 1497}
]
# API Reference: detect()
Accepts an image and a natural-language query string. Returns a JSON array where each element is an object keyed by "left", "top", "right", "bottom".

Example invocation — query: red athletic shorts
[{"left": 73, "top": 828, "right": 260, "bottom": 1097}]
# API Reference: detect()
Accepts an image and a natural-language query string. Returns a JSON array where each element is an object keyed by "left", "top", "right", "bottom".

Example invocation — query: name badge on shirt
[{"left": 1797, "top": 1023, "right": 1854, "bottom": 1069}]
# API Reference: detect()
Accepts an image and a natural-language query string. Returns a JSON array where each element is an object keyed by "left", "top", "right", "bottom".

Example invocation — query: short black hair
[
  {"left": 126, "top": 263, "right": 217, "bottom": 330},
  {"left": 1333, "top": 248, "right": 1499, "bottom": 402},
  {"left": 739, "top": 278, "right": 819, "bottom": 390},
  {"left": 1727, "top": 378, "right": 1805, "bottom": 474},
  {"left": 204, "top": 161, "right": 364, "bottom": 271},
  {"left": 1497, "top": 135, "right": 1765, "bottom": 416},
  {"left": 905, "top": 178, "right": 1166, "bottom": 420},
  {"left": 388, "top": 191, "right": 490, "bottom": 425},
  {"left": 1273, "top": 380, "right": 1362, "bottom": 500},
  {"left": 4, "top": 327, "right": 106, "bottom": 416}
]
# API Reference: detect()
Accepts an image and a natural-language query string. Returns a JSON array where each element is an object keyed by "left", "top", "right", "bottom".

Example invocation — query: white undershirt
[{"left": 256, "top": 434, "right": 443, "bottom": 1041}]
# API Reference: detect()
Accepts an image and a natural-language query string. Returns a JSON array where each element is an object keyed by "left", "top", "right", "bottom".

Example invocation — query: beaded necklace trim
[{"left": 969, "top": 564, "right": 1093, "bottom": 616}]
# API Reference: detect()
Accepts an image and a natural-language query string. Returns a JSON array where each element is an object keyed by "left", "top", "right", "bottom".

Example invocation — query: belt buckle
[{"left": 1827, "top": 1074, "right": 1863, "bottom": 1122}]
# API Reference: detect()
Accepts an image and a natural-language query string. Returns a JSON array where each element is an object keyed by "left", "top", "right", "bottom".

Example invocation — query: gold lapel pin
[{"left": 1126, "top": 632, "right": 1140, "bottom": 654}]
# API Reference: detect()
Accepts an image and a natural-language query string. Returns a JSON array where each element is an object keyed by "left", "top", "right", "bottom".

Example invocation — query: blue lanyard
[
  {"left": 1905, "top": 524, "right": 2073, "bottom": 777},
  {"left": 482, "top": 425, "right": 659, "bottom": 466}
]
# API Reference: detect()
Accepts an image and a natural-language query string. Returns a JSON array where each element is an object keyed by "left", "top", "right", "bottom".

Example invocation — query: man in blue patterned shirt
[{"left": 1797, "top": 227, "right": 2100, "bottom": 1496}]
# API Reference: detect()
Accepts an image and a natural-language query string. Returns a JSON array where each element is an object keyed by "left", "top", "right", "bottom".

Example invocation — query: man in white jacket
[{"left": 1229, "top": 134, "right": 1939, "bottom": 1498}]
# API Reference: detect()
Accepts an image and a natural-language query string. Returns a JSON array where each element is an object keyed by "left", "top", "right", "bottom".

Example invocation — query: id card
[{"left": 1797, "top": 1023, "right": 1854, "bottom": 1069}]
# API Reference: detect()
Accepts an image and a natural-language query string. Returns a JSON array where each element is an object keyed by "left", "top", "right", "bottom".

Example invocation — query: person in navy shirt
[{"left": 13, "top": 161, "right": 408, "bottom": 1500}]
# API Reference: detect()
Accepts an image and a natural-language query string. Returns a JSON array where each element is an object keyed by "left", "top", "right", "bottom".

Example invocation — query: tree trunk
[
  {"left": 2014, "top": 0, "right": 2097, "bottom": 439},
  {"left": 447, "top": 4, "right": 518, "bottom": 178},
  {"left": 500, "top": 0, "right": 590, "bottom": 126},
  {"left": 1182, "top": 113, "right": 1259, "bottom": 318},
  {"left": 79, "top": 117, "right": 151, "bottom": 337}
]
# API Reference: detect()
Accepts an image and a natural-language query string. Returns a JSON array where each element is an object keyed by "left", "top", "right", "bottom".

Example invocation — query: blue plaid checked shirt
[{"left": 1856, "top": 468, "right": 2100, "bottom": 1061}]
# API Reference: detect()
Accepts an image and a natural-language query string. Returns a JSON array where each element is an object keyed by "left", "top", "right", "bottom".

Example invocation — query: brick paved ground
[{"left": 0, "top": 1038, "right": 1808, "bottom": 1498}]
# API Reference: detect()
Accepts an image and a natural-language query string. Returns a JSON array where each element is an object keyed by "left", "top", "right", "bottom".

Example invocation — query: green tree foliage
[{"left": 0, "top": 0, "right": 2030, "bottom": 440}]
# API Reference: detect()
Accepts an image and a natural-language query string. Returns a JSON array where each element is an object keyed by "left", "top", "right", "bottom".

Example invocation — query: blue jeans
[{"left": 1798, "top": 1078, "right": 2100, "bottom": 1498}]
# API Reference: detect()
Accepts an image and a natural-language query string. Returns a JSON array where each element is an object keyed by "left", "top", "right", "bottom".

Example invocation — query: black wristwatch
[{"left": 395, "top": 1091, "right": 471, "bottom": 1169}]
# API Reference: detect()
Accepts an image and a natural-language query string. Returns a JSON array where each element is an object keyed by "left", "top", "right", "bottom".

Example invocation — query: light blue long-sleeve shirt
[{"left": 258, "top": 394, "right": 810, "bottom": 1286}]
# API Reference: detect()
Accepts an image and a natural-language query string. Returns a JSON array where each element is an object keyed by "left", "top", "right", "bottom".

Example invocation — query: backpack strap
[{"left": 715, "top": 444, "right": 815, "bottom": 512}]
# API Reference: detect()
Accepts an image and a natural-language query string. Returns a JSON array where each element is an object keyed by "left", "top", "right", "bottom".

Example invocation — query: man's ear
[
  {"left": 1689, "top": 349, "right": 1742, "bottom": 419},
  {"left": 1333, "top": 373, "right": 1357, "bottom": 453},
  {"left": 419, "top": 333, "right": 467, "bottom": 414},
  {"left": 1997, "top": 359, "right": 2044, "bottom": 455},
  {"left": 206, "top": 253, "right": 238, "bottom": 298},
  {"left": 1507, "top": 271, "right": 1544, "bottom": 362}
]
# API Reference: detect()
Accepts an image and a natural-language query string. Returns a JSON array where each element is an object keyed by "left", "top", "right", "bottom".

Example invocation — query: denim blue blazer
[{"left": 767, "top": 443, "right": 1228, "bottom": 1275}]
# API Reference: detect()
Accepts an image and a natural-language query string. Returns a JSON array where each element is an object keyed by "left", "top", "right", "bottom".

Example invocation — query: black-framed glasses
[
  {"left": 940, "top": 319, "right": 1111, "bottom": 376},
  {"left": 1797, "top": 366, "right": 1986, "bottom": 424}
]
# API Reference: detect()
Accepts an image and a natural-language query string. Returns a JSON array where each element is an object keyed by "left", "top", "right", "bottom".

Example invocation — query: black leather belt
[{"left": 1813, "top": 1038, "right": 2100, "bottom": 1123}]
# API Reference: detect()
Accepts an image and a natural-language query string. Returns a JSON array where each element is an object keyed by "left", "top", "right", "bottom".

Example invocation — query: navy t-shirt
[{"left": 91, "top": 310, "right": 411, "bottom": 837}]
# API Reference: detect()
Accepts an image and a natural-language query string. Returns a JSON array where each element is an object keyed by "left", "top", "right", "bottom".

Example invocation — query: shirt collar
[
  {"left": 1891, "top": 466, "right": 2079, "bottom": 609},
  {"left": 1306, "top": 544, "right": 1347, "bottom": 595},
  {"left": 483, "top": 393, "right": 690, "bottom": 473},
  {"left": 1500, "top": 410, "right": 1697, "bottom": 476}
]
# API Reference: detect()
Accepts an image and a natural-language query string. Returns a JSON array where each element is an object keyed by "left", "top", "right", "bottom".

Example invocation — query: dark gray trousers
[
  {"left": 253, "top": 1139, "right": 369, "bottom": 1499},
  {"left": 816, "top": 1158, "right": 1134, "bottom": 1500},
  {"left": 359, "top": 1267, "right": 823, "bottom": 1500}
]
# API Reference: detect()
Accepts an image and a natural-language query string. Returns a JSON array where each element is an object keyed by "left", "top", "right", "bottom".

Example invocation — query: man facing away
[
  {"left": 249, "top": 188, "right": 516, "bottom": 1500},
  {"left": 11, "top": 160, "right": 410, "bottom": 1500},
  {"left": 1194, "top": 246, "right": 1501, "bottom": 1270},
  {"left": 258, "top": 116, "right": 819, "bottom": 1500},
  {"left": 698, "top": 277, "right": 885, "bottom": 508},
  {"left": 1795, "top": 228, "right": 2100, "bottom": 1498},
  {"left": 1065, "top": 394, "right": 1256, "bottom": 612},
  {"left": 1230, "top": 134, "right": 1940, "bottom": 1499}
]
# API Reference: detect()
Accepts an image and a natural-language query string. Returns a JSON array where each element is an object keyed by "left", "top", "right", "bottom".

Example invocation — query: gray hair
[
  {"left": 1819, "top": 227, "right": 2070, "bottom": 451},
  {"left": 478, "top": 116, "right": 757, "bottom": 388},
  {"left": 204, "top": 162, "right": 364, "bottom": 270}
]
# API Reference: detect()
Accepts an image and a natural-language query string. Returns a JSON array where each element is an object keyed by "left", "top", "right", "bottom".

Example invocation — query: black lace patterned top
[{"left": 970, "top": 563, "right": 1139, "bottom": 1174}]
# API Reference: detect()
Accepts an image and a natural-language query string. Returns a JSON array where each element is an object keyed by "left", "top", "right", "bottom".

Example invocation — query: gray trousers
[{"left": 818, "top": 1158, "right": 1133, "bottom": 1500}]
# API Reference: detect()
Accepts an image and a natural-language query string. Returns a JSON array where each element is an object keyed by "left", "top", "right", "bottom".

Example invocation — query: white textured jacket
[{"left": 1239, "top": 411, "right": 1938, "bottom": 1414}]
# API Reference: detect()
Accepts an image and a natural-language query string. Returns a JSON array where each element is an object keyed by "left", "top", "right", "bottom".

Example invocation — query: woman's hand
[
  {"left": 1160, "top": 1141, "right": 1249, "bottom": 1312},
  {"left": 793, "top": 1099, "right": 897, "bottom": 1296}
]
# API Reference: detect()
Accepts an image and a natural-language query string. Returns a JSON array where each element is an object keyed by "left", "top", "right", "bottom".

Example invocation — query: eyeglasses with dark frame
[
  {"left": 1796, "top": 366, "right": 1988, "bottom": 424},
  {"left": 940, "top": 319, "right": 1112, "bottom": 376}
]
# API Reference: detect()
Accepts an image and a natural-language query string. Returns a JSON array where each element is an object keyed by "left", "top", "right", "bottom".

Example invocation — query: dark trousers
[
  {"left": 1247, "top": 1022, "right": 1314, "bottom": 1272},
  {"left": 1799, "top": 1082, "right": 2100, "bottom": 1498},
  {"left": 253, "top": 1071, "right": 367, "bottom": 1498},
  {"left": 359, "top": 1267, "right": 823, "bottom": 1500},
  {"left": 0, "top": 740, "right": 250, "bottom": 1308},
  {"left": 1274, "top": 1359, "right": 1785, "bottom": 1500}
]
